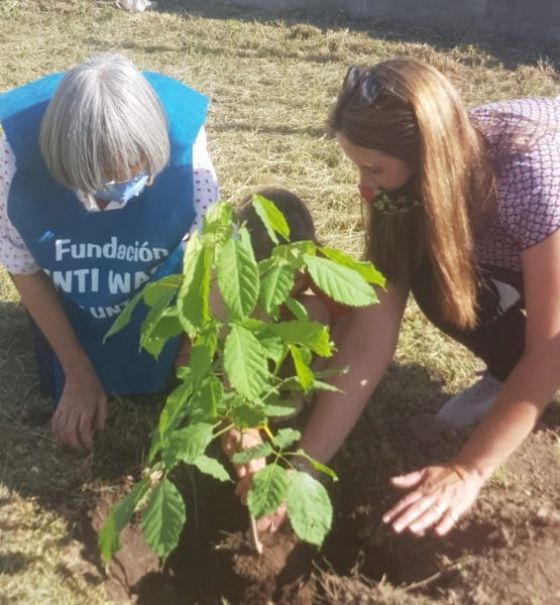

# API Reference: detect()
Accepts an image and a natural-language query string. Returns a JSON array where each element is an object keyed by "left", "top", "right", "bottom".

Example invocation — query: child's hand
[{"left": 221, "top": 428, "right": 266, "bottom": 503}]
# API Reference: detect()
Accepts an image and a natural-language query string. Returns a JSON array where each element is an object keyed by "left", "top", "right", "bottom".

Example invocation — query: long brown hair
[{"left": 329, "top": 58, "right": 497, "bottom": 329}]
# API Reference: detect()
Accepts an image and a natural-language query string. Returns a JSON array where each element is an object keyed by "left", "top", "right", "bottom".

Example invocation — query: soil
[{"left": 77, "top": 411, "right": 560, "bottom": 605}]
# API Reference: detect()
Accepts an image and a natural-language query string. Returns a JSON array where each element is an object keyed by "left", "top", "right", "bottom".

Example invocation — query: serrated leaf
[
  {"left": 258, "top": 257, "right": 295, "bottom": 314},
  {"left": 162, "top": 423, "right": 214, "bottom": 468},
  {"left": 231, "top": 442, "right": 273, "bottom": 464},
  {"left": 224, "top": 325, "right": 269, "bottom": 400},
  {"left": 201, "top": 201, "right": 234, "bottom": 249},
  {"left": 272, "top": 428, "right": 301, "bottom": 450},
  {"left": 283, "top": 297, "right": 309, "bottom": 321},
  {"left": 265, "top": 400, "right": 301, "bottom": 417},
  {"left": 189, "top": 376, "right": 223, "bottom": 423},
  {"left": 303, "top": 254, "right": 378, "bottom": 307},
  {"left": 189, "top": 343, "right": 213, "bottom": 385},
  {"left": 141, "top": 478, "right": 186, "bottom": 559},
  {"left": 178, "top": 237, "right": 211, "bottom": 334},
  {"left": 230, "top": 401, "right": 268, "bottom": 428},
  {"left": 192, "top": 455, "right": 231, "bottom": 482},
  {"left": 289, "top": 345, "right": 314, "bottom": 392},
  {"left": 142, "top": 275, "right": 182, "bottom": 307},
  {"left": 98, "top": 479, "right": 150, "bottom": 561},
  {"left": 247, "top": 464, "right": 290, "bottom": 519},
  {"left": 104, "top": 289, "right": 143, "bottom": 342},
  {"left": 266, "top": 320, "right": 332, "bottom": 357},
  {"left": 252, "top": 194, "right": 290, "bottom": 244},
  {"left": 140, "top": 308, "right": 183, "bottom": 359},
  {"left": 259, "top": 336, "right": 286, "bottom": 368},
  {"left": 319, "top": 247, "right": 385, "bottom": 288},
  {"left": 217, "top": 235, "right": 259, "bottom": 321},
  {"left": 286, "top": 471, "right": 332, "bottom": 546},
  {"left": 149, "top": 379, "right": 192, "bottom": 462}
]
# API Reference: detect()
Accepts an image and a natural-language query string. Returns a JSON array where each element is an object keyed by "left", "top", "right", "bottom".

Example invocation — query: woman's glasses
[
  {"left": 342, "top": 65, "right": 406, "bottom": 106},
  {"left": 343, "top": 66, "right": 385, "bottom": 106}
]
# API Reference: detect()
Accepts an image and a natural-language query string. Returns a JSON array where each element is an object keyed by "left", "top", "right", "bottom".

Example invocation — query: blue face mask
[{"left": 95, "top": 172, "right": 150, "bottom": 206}]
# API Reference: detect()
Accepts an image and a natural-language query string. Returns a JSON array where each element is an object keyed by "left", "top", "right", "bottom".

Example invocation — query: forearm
[
  {"left": 11, "top": 271, "right": 93, "bottom": 375},
  {"left": 300, "top": 287, "right": 406, "bottom": 463},
  {"left": 456, "top": 345, "right": 560, "bottom": 479}
]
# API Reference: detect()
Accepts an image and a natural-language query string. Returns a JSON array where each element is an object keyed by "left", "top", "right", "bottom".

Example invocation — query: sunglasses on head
[{"left": 342, "top": 65, "right": 406, "bottom": 106}]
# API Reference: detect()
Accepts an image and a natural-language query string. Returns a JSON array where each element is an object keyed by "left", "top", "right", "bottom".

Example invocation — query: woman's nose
[{"left": 358, "top": 184, "right": 376, "bottom": 203}]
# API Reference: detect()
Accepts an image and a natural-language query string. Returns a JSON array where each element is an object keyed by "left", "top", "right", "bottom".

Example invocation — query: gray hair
[{"left": 39, "top": 53, "right": 170, "bottom": 193}]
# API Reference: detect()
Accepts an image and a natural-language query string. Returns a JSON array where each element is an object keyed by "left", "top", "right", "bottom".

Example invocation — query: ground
[{"left": 1, "top": 1, "right": 560, "bottom": 604}]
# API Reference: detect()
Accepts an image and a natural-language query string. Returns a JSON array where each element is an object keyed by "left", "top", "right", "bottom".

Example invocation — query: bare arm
[
  {"left": 384, "top": 228, "right": 560, "bottom": 536},
  {"left": 299, "top": 282, "right": 408, "bottom": 463},
  {"left": 12, "top": 271, "right": 107, "bottom": 448}
]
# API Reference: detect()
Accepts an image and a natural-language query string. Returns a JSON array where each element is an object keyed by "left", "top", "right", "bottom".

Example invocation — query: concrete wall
[{"left": 224, "top": 0, "right": 560, "bottom": 44}]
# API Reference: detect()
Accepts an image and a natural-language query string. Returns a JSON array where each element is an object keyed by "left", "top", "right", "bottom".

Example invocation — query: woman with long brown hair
[{"left": 258, "top": 56, "right": 560, "bottom": 536}]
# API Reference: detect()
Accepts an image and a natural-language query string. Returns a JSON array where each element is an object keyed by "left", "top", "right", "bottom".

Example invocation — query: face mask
[{"left": 95, "top": 172, "right": 150, "bottom": 206}]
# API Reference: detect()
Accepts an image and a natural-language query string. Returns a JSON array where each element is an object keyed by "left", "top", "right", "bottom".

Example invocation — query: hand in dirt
[
  {"left": 382, "top": 463, "right": 485, "bottom": 536},
  {"left": 221, "top": 428, "right": 267, "bottom": 503},
  {"left": 52, "top": 368, "right": 107, "bottom": 449}
]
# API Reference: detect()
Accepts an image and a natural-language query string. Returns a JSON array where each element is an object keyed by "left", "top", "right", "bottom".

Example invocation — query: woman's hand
[
  {"left": 382, "top": 462, "right": 485, "bottom": 536},
  {"left": 52, "top": 367, "right": 107, "bottom": 449}
]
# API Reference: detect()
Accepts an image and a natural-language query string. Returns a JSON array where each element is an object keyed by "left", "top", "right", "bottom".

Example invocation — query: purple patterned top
[{"left": 471, "top": 98, "right": 560, "bottom": 272}]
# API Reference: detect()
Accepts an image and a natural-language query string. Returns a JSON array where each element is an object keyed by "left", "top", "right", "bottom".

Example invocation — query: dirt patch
[{"left": 75, "top": 423, "right": 560, "bottom": 605}]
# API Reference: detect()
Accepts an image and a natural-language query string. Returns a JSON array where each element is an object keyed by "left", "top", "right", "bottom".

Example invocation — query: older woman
[{"left": 0, "top": 53, "right": 217, "bottom": 449}]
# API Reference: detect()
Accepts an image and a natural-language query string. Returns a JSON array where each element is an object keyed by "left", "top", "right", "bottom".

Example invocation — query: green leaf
[
  {"left": 224, "top": 325, "right": 269, "bottom": 400},
  {"left": 283, "top": 297, "right": 309, "bottom": 321},
  {"left": 252, "top": 194, "right": 291, "bottom": 244},
  {"left": 286, "top": 471, "right": 333, "bottom": 546},
  {"left": 201, "top": 201, "right": 234, "bottom": 251},
  {"left": 266, "top": 320, "right": 332, "bottom": 357},
  {"left": 178, "top": 235, "right": 211, "bottom": 334},
  {"left": 230, "top": 401, "right": 268, "bottom": 428},
  {"left": 289, "top": 345, "right": 314, "bottom": 392},
  {"left": 142, "top": 275, "right": 182, "bottom": 307},
  {"left": 247, "top": 464, "right": 290, "bottom": 519},
  {"left": 98, "top": 479, "right": 150, "bottom": 561},
  {"left": 149, "top": 379, "right": 192, "bottom": 462},
  {"left": 231, "top": 442, "right": 273, "bottom": 464},
  {"left": 303, "top": 254, "right": 378, "bottom": 307},
  {"left": 265, "top": 400, "right": 301, "bottom": 417},
  {"left": 319, "top": 247, "right": 385, "bottom": 288},
  {"left": 141, "top": 478, "right": 186, "bottom": 559},
  {"left": 258, "top": 257, "right": 295, "bottom": 315},
  {"left": 272, "top": 428, "right": 301, "bottom": 450},
  {"left": 104, "top": 289, "right": 143, "bottom": 342},
  {"left": 293, "top": 449, "right": 338, "bottom": 481},
  {"left": 162, "top": 423, "right": 214, "bottom": 468},
  {"left": 140, "top": 308, "right": 183, "bottom": 359},
  {"left": 259, "top": 336, "right": 286, "bottom": 369},
  {"left": 189, "top": 343, "right": 213, "bottom": 386},
  {"left": 189, "top": 376, "right": 223, "bottom": 423},
  {"left": 217, "top": 234, "right": 259, "bottom": 321},
  {"left": 191, "top": 455, "right": 231, "bottom": 482},
  {"left": 312, "top": 379, "right": 341, "bottom": 393}
]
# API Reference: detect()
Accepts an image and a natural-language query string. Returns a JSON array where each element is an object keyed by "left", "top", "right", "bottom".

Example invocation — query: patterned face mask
[
  {"left": 95, "top": 171, "right": 150, "bottom": 206},
  {"left": 360, "top": 183, "right": 421, "bottom": 215}
]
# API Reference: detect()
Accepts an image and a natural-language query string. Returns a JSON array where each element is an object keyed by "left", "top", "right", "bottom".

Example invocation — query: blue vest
[{"left": 0, "top": 72, "right": 208, "bottom": 398}]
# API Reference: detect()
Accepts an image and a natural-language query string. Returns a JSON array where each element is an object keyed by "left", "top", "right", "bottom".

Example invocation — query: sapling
[{"left": 98, "top": 196, "right": 384, "bottom": 562}]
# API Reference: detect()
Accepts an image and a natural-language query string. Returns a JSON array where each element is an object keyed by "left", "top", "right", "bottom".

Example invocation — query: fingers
[
  {"left": 78, "top": 412, "right": 93, "bottom": 449},
  {"left": 256, "top": 505, "right": 287, "bottom": 534},
  {"left": 389, "top": 495, "right": 436, "bottom": 534},
  {"left": 390, "top": 468, "right": 427, "bottom": 489},
  {"left": 435, "top": 509, "right": 459, "bottom": 536},
  {"left": 382, "top": 488, "right": 424, "bottom": 524}
]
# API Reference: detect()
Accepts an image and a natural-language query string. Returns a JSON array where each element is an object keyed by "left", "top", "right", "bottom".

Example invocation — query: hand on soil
[
  {"left": 382, "top": 463, "right": 485, "bottom": 536},
  {"left": 51, "top": 370, "right": 107, "bottom": 449}
]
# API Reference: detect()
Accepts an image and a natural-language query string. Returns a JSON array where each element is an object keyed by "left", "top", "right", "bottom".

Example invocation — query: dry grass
[{"left": 1, "top": 1, "right": 560, "bottom": 603}]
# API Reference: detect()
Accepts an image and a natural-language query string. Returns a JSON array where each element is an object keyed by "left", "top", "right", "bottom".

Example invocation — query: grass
[{"left": 1, "top": 1, "right": 560, "bottom": 603}]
